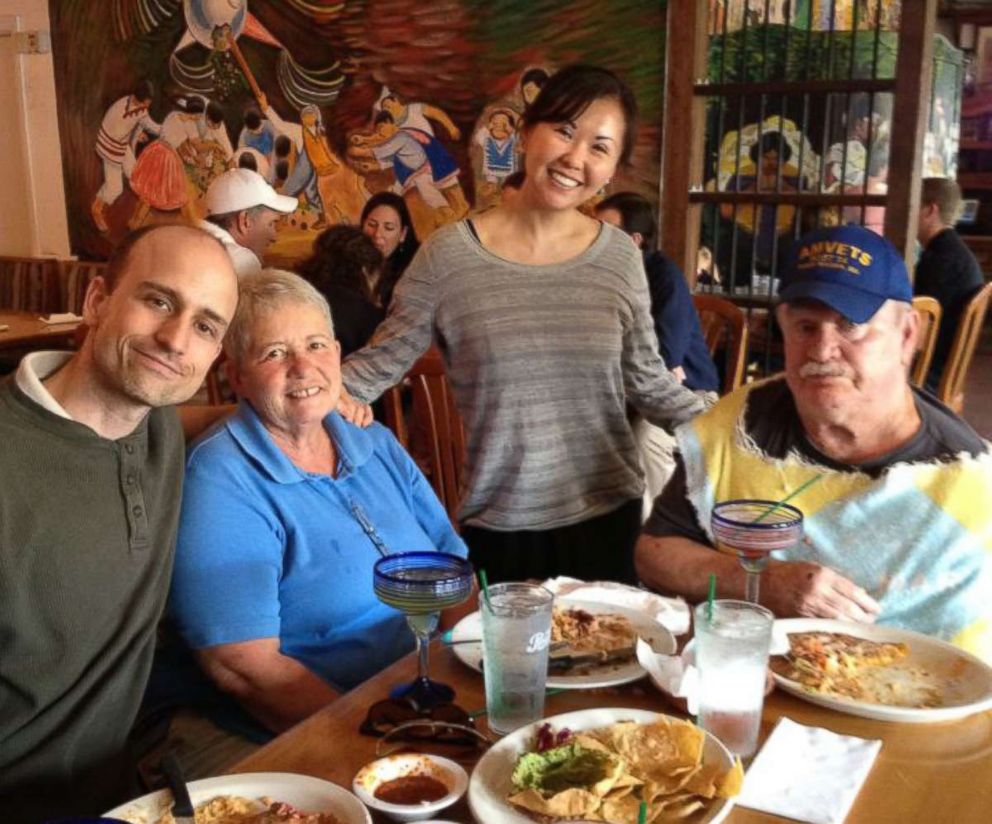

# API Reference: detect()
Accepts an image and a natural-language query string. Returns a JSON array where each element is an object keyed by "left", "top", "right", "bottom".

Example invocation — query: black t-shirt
[
  {"left": 644, "top": 378, "right": 987, "bottom": 543},
  {"left": 914, "top": 228, "right": 985, "bottom": 392}
]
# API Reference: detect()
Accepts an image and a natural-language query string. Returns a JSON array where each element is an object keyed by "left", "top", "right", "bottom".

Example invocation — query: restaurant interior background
[{"left": 0, "top": 0, "right": 990, "bottom": 435}]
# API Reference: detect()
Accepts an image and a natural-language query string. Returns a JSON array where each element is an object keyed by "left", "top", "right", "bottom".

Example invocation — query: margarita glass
[
  {"left": 711, "top": 499, "right": 804, "bottom": 604},
  {"left": 373, "top": 552, "right": 474, "bottom": 708}
]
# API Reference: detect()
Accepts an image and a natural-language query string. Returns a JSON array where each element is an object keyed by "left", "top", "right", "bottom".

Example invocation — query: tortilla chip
[
  {"left": 597, "top": 719, "right": 704, "bottom": 788},
  {"left": 599, "top": 792, "right": 645, "bottom": 823},
  {"left": 573, "top": 733, "right": 612, "bottom": 753},
  {"left": 714, "top": 757, "right": 744, "bottom": 798},
  {"left": 510, "top": 786, "right": 605, "bottom": 819},
  {"left": 655, "top": 792, "right": 707, "bottom": 820}
]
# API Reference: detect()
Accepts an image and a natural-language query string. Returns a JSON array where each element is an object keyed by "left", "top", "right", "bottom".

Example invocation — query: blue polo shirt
[{"left": 170, "top": 402, "right": 467, "bottom": 692}]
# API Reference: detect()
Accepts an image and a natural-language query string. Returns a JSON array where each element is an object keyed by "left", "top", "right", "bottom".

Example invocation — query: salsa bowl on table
[{"left": 353, "top": 753, "right": 468, "bottom": 821}]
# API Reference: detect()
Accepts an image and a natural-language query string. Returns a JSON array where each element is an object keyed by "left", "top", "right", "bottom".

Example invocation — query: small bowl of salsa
[{"left": 352, "top": 753, "right": 467, "bottom": 822}]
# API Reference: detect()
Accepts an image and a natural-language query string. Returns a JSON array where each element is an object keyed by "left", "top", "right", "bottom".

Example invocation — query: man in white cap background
[{"left": 200, "top": 168, "right": 297, "bottom": 277}]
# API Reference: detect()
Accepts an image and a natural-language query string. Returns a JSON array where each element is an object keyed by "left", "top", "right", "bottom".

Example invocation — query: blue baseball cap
[{"left": 778, "top": 225, "right": 912, "bottom": 323}]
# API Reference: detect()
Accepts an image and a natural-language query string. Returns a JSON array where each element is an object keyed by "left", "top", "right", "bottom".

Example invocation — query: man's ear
[
  {"left": 900, "top": 304, "right": 921, "bottom": 369},
  {"left": 224, "top": 357, "right": 244, "bottom": 397},
  {"left": 81, "top": 275, "right": 111, "bottom": 327},
  {"left": 235, "top": 210, "right": 251, "bottom": 237}
]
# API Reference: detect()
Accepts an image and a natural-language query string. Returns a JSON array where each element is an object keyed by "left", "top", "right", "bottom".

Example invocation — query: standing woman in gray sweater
[{"left": 342, "top": 65, "right": 706, "bottom": 583}]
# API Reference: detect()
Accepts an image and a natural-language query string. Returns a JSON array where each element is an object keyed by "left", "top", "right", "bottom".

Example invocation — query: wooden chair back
[
  {"left": 692, "top": 294, "right": 749, "bottom": 394},
  {"left": 381, "top": 347, "right": 466, "bottom": 525},
  {"left": 0, "top": 256, "right": 63, "bottom": 313},
  {"left": 61, "top": 260, "right": 107, "bottom": 315},
  {"left": 937, "top": 281, "right": 992, "bottom": 413},
  {"left": 910, "top": 295, "right": 941, "bottom": 388}
]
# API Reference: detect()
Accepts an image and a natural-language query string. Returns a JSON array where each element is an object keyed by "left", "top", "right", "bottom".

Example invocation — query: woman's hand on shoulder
[{"left": 337, "top": 387, "right": 374, "bottom": 427}]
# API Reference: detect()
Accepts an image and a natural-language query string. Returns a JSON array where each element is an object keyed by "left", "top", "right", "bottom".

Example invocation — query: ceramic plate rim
[
  {"left": 467, "top": 707, "right": 736, "bottom": 824},
  {"left": 770, "top": 618, "right": 992, "bottom": 723},
  {"left": 449, "top": 598, "right": 676, "bottom": 689},
  {"left": 104, "top": 771, "right": 372, "bottom": 823}
]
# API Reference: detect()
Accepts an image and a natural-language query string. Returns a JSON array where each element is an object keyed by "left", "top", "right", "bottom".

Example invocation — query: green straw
[
  {"left": 479, "top": 569, "right": 492, "bottom": 609},
  {"left": 706, "top": 573, "right": 716, "bottom": 622},
  {"left": 752, "top": 474, "right": 823, "bottom": 524},
  {"left": 638, "top": 800, "right": 648, "bottom": 824}
]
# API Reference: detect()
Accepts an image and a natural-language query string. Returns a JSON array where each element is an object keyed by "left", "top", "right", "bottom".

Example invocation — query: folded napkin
[
  {"left": 636, "top": 628, "right": 790, "bottom": 709},
  {"left": 42, "top": 312, "right": 83, "bottom": 325},
  {"left": 737, "top": 718, "right": 882, "bottom": 824},
  {"left": 541, "top": 576, "right": 691, "bottom": 636}
]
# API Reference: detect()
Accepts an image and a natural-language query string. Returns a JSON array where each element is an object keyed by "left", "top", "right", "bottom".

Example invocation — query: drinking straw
[
  {"left": 752, "top": 474, "right": 823, "bottom": 524},
  {"left": 706, "top": 573, "right": 716, "bottom": 622},
  {"left": 638, "top": 800, "right": 648, "bottom": 824},
  {"left": 479, "top": 569, "right": 492, "bottom": 609}
]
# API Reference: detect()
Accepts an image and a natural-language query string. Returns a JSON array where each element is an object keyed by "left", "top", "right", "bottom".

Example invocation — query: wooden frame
[{"left": 660, "top": 0, "right": 939, "bottom": 277}]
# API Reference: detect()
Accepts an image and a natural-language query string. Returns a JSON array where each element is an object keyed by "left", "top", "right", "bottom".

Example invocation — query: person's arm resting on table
[
  {"left": 635, "top": 457, "right": 880, "bottom": 622},
  {"left": 171, "top": 466, "right": 339, "bottom": 733}
]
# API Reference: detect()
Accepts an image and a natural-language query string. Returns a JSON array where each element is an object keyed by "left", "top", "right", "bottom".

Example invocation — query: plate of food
[
  {"left": 449, "top": 599, "right": 676, "bottom": 689},
  {"left": 105, "top": 771, "right": 372, "bottom": 824},
  {"left": 769, "top": 618, "right": 992, "bottom": 723},
  {"left": 468, "top": 707, "right": 742, "bottom": 823}
]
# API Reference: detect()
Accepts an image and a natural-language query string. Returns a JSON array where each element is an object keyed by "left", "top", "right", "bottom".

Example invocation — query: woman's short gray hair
[{"left": 224, "top": 268, "right": 335, "bottom": 365}]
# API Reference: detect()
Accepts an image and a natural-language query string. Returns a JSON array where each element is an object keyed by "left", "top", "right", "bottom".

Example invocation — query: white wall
[{"left": 0, "top": 1, "right": 70, "bottom": 257}]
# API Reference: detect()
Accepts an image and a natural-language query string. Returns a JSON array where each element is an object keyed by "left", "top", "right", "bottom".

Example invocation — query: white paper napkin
[
  {"left": 41, "top": 312, "right": 83, "bottom": 325},
  {"left": 635, "top": 624, "right": 789, "bottom": 708},
  {"left": 541, "top": 576, "right": 691, "bottom": 635},
  {"left": 738, "top": 718, "right": 882, "bottom": 824}
]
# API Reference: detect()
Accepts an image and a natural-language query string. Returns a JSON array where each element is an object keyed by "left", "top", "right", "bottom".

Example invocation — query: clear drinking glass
[
  {"left": 373, "top": 552, "right": 474, "bottom": 709},
  {"left": 711, "top": 499, "right": 804, "bottom": 604},
  {"left": 694, "top": 599, "right": 774, "bottom": 757},
  {"left": 479, "top": 582, "right": 554, "bottom": 735}
]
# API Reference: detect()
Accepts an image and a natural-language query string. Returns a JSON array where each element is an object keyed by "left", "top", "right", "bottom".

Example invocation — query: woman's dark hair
[
  {"left": 749, "top": 131, "right": 792, "bottom": 165},
  {"left": 298, "top": 225, "right": 384, "bottom": 303},
  {"left": 521, "top": 64, "right": 638, "bottom": 167},
  {"left": 359, "top": 192, "right": 421, "bottom": 306},
  {"left": 596, "top": 191, "right": 655, "bottom": 249}
]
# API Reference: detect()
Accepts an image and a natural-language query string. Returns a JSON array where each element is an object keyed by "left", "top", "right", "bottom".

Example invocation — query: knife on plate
[
  {"left": 161, "top": 752, "right": 196, "bottom": 824},
  {"left": 548, "top": 645, "right": 637, "bottom": 672}
]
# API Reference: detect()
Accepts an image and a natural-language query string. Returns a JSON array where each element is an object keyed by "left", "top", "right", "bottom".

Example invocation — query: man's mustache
[{"left": 799, "top": 362, "right": 849, "bottom": 378}]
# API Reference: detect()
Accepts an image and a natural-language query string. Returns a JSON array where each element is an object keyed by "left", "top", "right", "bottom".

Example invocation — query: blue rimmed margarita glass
[
  {"left": 711, "top": 500, "right": 804, "bottom": 604},
  {"left": 373, "top": 551, "right": 474, "bottom": 709}
]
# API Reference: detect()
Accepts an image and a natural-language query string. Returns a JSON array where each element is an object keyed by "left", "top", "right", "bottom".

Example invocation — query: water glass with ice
[
  {"left": 480, "top": 582, "right": 554, "bottom": 735},
  {"left": 694, "top": 599, "right": 774, "bottom": 758}
]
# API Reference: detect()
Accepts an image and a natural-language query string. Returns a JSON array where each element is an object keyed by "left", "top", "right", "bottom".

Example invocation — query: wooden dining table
[
  {"left": 232, "top": 642, "right": 992, "bottom": 823},
  {"left": 0, "top": 310, "right": 80, "bottom": 351}
]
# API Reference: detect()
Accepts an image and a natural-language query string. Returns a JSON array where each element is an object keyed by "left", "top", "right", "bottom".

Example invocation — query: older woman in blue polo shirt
[{"left": 170, "top": 269, "right": 466, "bottom": 732}]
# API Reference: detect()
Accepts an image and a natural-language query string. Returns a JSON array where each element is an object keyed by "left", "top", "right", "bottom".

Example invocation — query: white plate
[
  {"left": 771, "top": 618, "right": 992, "bottom": 723},
  {"left": 449, "top": 598, "right": 676, "bottom": 689},
  {"left": 468, "top": 707, "right": 736, "bottom": 824},
  {"left": 105, "top": 771, "right": 372, "bottom": 823}
]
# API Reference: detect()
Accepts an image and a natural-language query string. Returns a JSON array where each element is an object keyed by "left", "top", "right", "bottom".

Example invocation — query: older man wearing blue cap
[{"left": 635, "top": 225, "right": 992, "bottom": 662}]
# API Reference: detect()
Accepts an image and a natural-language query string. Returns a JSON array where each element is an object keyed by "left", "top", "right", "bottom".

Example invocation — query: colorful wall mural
[{"left": 49, "top": 0, "right": 667, "bottom": 262}]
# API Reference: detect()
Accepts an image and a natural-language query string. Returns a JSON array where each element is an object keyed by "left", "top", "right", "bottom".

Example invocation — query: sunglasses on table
[{"left": 359, "top": 697, "right": 492, "bottom": 759}]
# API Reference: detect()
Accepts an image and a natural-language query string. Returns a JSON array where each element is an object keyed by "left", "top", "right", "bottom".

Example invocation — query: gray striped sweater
[{"left": 342, "top": 221, "right": 706, "bottom": 530}]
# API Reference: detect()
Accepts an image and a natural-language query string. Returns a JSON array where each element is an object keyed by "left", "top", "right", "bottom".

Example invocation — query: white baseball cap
[{"left": 204, "top": 168, "right": 297, "bottom": 216}]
